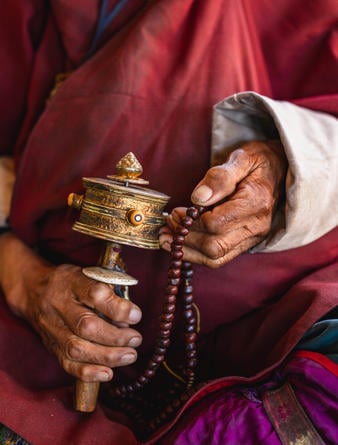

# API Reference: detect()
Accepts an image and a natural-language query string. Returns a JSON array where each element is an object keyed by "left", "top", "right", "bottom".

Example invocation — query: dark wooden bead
[
  {"left": 183, "top": 308, "right": 194, "bottom": 319},
  {"left": 172, "top": 398, "right": 181, "bottom": 408},
  {"left": 165, "top": 285, "right": 178, "bottom": 295},
  {"left": 186, "top": 342, "right": 196, "bottom": 351},
  {"left": 168, "top": 277, "right": 180, "bottom": 286},
  {"left": 185, "top": 332, "right": 198, "bottom": 343},
  {"left": 187, "top": 207, "right": 199, "bottom": 219},
  {"left": 165, "top": 404, "right": 175, "bottom": 414},
  {"left": 183, "top": 285, "right": 193, "bottom": 294},
  {"left": 184, "top": 323, "right": 196, "bottom": 333},
  {"left": 182, "top": 269, "right": 193, "bottom": 278},
  {"left": 156, "top": 337, "right": 171, "bottom": 348},
  {"left": 119, "top": 385, "right": 127, "bottom": 395},
  {"left": 185, "top": 317, "right": 196, "bottom": 326},
  {"left": 132, "top": 380, "right": 143, "bottom": 390},
  {"left": 183, "top": 294, "right": 193, "bottom": 304},
  {"left": 148, "top": 360, "right": 158, "bottom": 369},
  {"left": 173, "top": 235, "right": 185, "bottom": 244},
  {"left": 160, "top": 411, "right": 168, "bottom": 420},
  {"left": 172, "top": 243, "right": 183, "bottom": 251},
  {"left": 165, "top": 295, "right": 176, "bottom": 304},
  {"left": 186, "top": 358, "right": 198, "bottom": 368},
  {"left": 126, "top": 384, "right": 135, "bottom": 393},
  {"left": 182, "top": 261, "right": 192, "bottom": 269},
  {"left": 168, "top": 268, "right": 181, "bottom": 278},
  {"left": 186, "top": 349, "right": 197, "bottom": 358},
  {"left": 163, "top": 303, "right": 175, "bottom": 313},
  {"left": 152, "top": 353, "right": 165, "bottom": 364},
  {"left": 159, "top": 329, "right": 171, "bottom": 338},
  {"left": 172, "top": 250, "right": 184, "bottom": 259},
  {"left": 154, "top": 346, "right": 167, "bottom": 355},
  {"left": 176, "top": 226, "right": 189, "bottom": 236},
  {"left": 182, "top": 216, "right": 193, "bottom": 227},
  {"left": 179, "top": 391, "right": 191, "bottom": 402},
  {"left": 111, "top": 387, "right": 121, "bottom": 397},
  {"left": 137, "top": 376, "right": 149, "bottom": 385},
  {"left": 154, "top": 416, "right": 162, "bottom": 426},
  {"left": 144, "top": 369, "right": 156, "bottom": 378},
  {"left": 172, "top": 244, "right": 183, "bottom": 251},
  {"left": 170, "top": 260, "right": 182, "bottom": 268},
  {"left": 160, "top": 313, "right": 174, "bottom": 323},
  {"left": 160, "top": 321, "right": 173, "bottom": 331}
]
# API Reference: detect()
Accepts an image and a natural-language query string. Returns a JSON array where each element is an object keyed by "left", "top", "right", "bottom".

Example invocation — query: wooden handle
[{"left": 74, "top": 380, "right": 100, "bottom": 412}]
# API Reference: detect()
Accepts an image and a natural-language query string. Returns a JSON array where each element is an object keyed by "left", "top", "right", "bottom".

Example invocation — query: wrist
[{"left": 0, "top": 232, "right": 52, "bottom": 318}]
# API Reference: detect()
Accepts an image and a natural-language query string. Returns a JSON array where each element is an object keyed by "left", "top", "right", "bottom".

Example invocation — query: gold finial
[
  {"left": 116, "top": 152, "right": 143, "bottom": 179},
  {"left": 107, "top": 152, "right": 149, "bottom": 185}
]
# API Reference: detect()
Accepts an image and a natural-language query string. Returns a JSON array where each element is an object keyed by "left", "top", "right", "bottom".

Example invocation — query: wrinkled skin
[
  {"left": 159, "top": 140, "right": 287, "bottom": 268},
  {"left": 0, "top": 140, "right": 287, "bottom": 380},
  {"left": 0, "top": 234, "right": 143, "bottom": 382}
]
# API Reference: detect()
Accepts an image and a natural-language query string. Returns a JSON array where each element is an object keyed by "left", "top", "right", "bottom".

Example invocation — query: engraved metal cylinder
[{"left": 71, "top": 178, "right": 170, "bottom": 249}]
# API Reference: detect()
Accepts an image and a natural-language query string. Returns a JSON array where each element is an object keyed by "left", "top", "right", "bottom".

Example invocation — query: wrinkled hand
[
  {"left": 159, "top": 140, "right": 287, "bottom": 268},
  {"left": 0, "top": 234, "right": 142, "bottom": 382}
]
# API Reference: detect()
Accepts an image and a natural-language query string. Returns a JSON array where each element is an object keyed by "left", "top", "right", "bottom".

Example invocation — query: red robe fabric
[{"left": 0, "top": 0, "right": 337, "bottom": 444}]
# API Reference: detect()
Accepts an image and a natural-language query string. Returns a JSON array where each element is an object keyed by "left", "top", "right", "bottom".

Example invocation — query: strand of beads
[{"left": 107, "top": 207, "right": 202, "bottom": 437}]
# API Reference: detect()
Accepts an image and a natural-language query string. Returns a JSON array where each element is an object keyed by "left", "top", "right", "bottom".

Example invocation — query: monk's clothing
[{"left": 0, "top": 1, "right": 337, "bottom": 443}]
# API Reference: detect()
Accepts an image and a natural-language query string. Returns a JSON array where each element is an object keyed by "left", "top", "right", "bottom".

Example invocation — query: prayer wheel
[{"left": 68, "top": 152, "right": 170, "bottom": 412}]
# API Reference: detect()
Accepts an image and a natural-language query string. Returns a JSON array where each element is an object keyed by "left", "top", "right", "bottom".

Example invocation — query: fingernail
[
  {"left": 128, "top": 336, "right": 142, "bottom": 347},
  {"left": 192, "top": 185, "right": 213, "bottom": 203},
  {"left": 120, "top": 353, "right": 136, "bottom": 365},
  {"left": 129, "top": 307, "right": 142, "bottom": 323},
  {"left": 97, "top": 372, "right": 111, "bottom": 382}
]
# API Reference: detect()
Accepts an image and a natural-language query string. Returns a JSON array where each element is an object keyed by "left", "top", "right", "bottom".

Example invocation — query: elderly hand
[
  {"left": 0, "top": 233, "right": 142, "bottom": 382},
  {"left": 159, "top": 140, "right": 287, "bottom": 268}
]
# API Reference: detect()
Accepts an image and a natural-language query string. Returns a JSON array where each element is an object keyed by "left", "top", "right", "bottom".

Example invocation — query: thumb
[{"left": 191, "top": 155, "right": 250, "bottom": 206}]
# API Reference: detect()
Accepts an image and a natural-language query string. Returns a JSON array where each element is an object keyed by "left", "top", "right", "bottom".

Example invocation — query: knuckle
[
  {"left": 247, "top": 181, "right": 274, "bottom": 212},
  {"left": 58, "top": 355, "right": 84, "bottom": 379},
  {"left": 65, "top": 335, "right": 83, "bottom": 360},
  {"left": 112, "top": 298, "right": 133, "bottom": 320},
  {"left": 88, "top": 282, "right": 112, "bottom": 303},
  {"left": 76, "top": 312, "right": 98, "bottom": 337},
  {"left": 77, "top": 366, "right": 93, "bottom": 382},
  {"left": 203, "top": 254, "right": 227, "bottom": 269},
  {"left": 202, "top": 212, "right": 235, "bottom": 234},
  {"left": 206, "top": 165, "right": 224, "bottom": 181},
  {"left": 255, "top": 216, "right": 271, "bottom": 236},
  {"left": 228, "top": 147, "right": 247, "bottom": 163},
  {"left": 200, "top": 237, "right": 230, "bottom": 263},
  {"left": 209, "top": 238, "right": 229, "bottom": 259}
]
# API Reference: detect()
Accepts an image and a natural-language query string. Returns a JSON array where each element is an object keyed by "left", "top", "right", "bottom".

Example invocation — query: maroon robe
[{"left": 0, "top": 0, "right": 337, "bottom": 443}]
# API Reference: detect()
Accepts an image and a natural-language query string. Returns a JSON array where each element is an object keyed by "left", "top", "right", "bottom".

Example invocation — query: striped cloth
[{"left": 0, "top": 424, "right": 30, "bottom": 445}]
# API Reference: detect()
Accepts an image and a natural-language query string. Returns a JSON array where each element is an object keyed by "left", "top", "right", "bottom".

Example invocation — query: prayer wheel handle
[{"left": 75, "top": 381, "right": 100, "bottom": 412}]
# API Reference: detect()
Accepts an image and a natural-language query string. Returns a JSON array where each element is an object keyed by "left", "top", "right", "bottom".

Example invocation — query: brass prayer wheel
[{"left": 67, "top": 152, "right": 170, "bottom": 412}]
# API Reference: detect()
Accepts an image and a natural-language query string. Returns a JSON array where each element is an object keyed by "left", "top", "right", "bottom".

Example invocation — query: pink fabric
[
  {"left": 151, "top": 351, "right": 338, "bottom": 444},
  {"left": 0, "top": 0, "right": 337, "bottom": 443}
]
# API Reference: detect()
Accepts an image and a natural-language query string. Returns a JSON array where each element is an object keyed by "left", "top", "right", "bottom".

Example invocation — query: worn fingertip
[
  {"left": 129, "top": 307, "right": 142, "bottom": 324},
  {"left": 191, "top": 185, "right": 213, "bottom": 204}
]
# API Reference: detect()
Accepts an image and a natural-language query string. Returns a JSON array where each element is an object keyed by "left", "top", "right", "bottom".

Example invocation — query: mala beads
[{"left": 106, "top": 206, "right": 203, "bottom": 436}]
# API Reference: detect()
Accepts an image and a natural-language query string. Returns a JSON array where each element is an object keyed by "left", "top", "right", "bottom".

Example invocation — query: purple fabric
[{"left": 153, "top": 354, "right": 338, "bottom": 444}]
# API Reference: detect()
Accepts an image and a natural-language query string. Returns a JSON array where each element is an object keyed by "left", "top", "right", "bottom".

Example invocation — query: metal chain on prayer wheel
[{"left": 68, "top": 153, "right": 202, "bottom": 427}]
